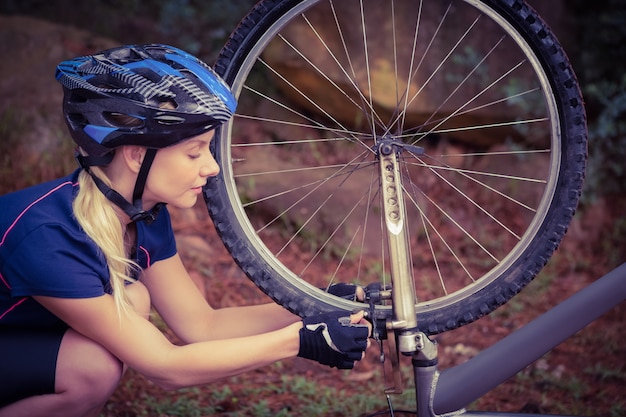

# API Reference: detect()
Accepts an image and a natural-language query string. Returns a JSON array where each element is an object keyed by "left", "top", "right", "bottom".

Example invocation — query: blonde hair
[
  {"left": 70, "top": 106, "right": 174, "bottom": 314},
  {"left": 73, "top": 165, "right": 139, "bottom": 314}
]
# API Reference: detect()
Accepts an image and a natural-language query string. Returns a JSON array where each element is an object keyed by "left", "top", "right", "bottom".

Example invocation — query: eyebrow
[{"left": 185, "top": 137, "right": 211, "bottom": 147}]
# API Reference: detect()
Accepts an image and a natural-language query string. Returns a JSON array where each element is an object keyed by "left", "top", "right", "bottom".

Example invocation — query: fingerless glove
[
  {"left": 297, "top": 311, "right": 369, "bottom": 369},
  {"left": 325, "top": 283, "right": 360, "bottom": 300}
]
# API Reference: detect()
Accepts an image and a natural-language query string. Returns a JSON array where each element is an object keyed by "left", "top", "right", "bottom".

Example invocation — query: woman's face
[{"left": 142, "top": 130, "right": 219, "bottom": 209}]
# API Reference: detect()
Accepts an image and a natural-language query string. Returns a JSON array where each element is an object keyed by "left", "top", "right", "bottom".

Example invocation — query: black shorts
[{"left": 0, "top": 327, "right": 67, "bottom": 407}]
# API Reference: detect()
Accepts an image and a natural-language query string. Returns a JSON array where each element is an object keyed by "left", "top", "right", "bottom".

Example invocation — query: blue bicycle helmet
[
  {"left": 55, "top": 44, "right": 237, "bottom": 223},
  {"left": 56, "top": 43, "right": 236, "bottom": 156}
]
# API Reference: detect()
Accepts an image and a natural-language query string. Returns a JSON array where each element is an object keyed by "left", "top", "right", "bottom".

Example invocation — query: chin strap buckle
[{"left": 129, "top": 203, "right": 166, "bottom": 225}]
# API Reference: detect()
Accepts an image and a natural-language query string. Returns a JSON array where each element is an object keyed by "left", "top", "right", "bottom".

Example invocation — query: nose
[{"left": 200, "top": 152, "right": 220, "bottom": 178}]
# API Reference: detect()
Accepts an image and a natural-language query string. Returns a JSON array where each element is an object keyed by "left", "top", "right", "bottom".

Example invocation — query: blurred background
[{"left": 0, "top": 1, "right": 624, "bottom": 416}]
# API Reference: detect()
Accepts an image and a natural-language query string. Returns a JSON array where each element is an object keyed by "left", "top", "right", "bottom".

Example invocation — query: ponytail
[{"left": 73, "top": 168, "right": 139, "bottom": 315}]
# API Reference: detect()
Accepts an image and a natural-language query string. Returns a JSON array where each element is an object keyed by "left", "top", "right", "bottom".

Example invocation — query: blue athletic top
[{"left": 0, "top": 169, "right": 177, "bottom": 330}]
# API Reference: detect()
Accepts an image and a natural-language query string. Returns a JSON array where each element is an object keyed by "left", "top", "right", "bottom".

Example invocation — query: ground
[{"left": 101, "top": 198, "right": 625, "bottom": 417}]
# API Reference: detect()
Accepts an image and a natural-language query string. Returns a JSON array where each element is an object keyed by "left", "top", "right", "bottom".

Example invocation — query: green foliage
[
  {"left": 143, "top": 390, "right": 217, "bottom": 416},
  {"left": 157, "top": 0, "right": 257, "bottom": 59},
  {"left": 584, "top": 363, "right": 626, "bottom": 382},
  {"left": 0, "top": 109, "right": 75, "bottom": 192},
  {"left": 101, "top": 363, "right": 420, "bottom": 417},
  {"left": 0, "top": 0, "right": 256, "bottom": 62},
  {"left": 581, "top": 77, "right": 626, "bottom": 203},
  {"left": 570, "top": 0, "right": 626, "bottom": 204}
]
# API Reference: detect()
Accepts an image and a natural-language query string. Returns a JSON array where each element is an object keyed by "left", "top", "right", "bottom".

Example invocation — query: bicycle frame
[
  {"left": 385, "top": 245, "right": 625, "bottom": 416},
  {"left": 431, "top": 262, "right": 626, "bottom": 415}
]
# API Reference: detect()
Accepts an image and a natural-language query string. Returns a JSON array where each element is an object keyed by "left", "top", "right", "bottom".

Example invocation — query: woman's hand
[
  {"left": 297, "top": 310, "right": 371, "bottom": 369},
  {"left": 325, "top": 283, "right": 366, "bottom": 301}
]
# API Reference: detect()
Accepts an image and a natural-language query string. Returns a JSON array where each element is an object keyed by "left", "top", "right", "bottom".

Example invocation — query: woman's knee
[
  {"left": 56, "top": 330, "right": 123, "bottom": 408},
  {"left": 126, "top": 280, "right": 151, "bottom": 319}
]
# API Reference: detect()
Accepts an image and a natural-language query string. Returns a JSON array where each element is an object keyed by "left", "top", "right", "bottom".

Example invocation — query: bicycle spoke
[
  {"left": 410, "top": 159, "right": 541, "bottom": 213},
  {"left": 397, "top": 0, "right": 424, "bottom": 134},
  {"left": 404, "top": 180, "right": 476, "bottom": 286},
  {"left": 415, "top": 155, "right": 521, "bottom": 240},
  {"left": 251, "top": 153, "right": 373, "bottom": 230},
  {"left": 393, "top": 14, "right": 482, "bottom": 131},
  {"left": 301, "top": 184, "right": 375, "bottom": 277}
]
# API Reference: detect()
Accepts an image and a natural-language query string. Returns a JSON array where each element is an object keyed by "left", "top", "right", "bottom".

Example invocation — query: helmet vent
[
  {"left": 104, "top": 112, "right": 145, "bottom": 128},
  {"left": 68, "top": 92, "right": 88, "bottom": 103},
  {"left": 67, "top": 112, "right": 88, "bottom": 125},
  {"left": 154, "top": 114, "right": 185, "bottom": 125}
]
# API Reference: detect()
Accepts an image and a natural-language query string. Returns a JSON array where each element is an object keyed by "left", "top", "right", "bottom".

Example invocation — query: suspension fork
[
  {"left": 375, "top": 139, "right": 440, "bottom": 416},
  {"left": 378, "top": 140, "right": 418, "bottom": 334}
]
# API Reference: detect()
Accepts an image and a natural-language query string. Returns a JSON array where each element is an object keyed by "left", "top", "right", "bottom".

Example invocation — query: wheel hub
[{"left": 375, "top": 135, "right": 425, "bottom": 157}]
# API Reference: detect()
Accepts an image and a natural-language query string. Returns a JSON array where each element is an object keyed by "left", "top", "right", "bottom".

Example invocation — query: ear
[{"left": 120, "top": 145, "right": 147, "bottom": 174}]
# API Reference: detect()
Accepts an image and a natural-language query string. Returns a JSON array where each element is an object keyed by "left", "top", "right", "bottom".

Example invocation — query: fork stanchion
[{"left": 412, "top": 333, "right": 440, "bottom": 417}]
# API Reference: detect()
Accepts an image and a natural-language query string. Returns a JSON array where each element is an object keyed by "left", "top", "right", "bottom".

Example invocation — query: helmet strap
[
  {"left": 75, "top": 150, "right": 165, "bottom": 224},
  {"left": 130, "top": 148, "right": 162, "bottom": 222}
]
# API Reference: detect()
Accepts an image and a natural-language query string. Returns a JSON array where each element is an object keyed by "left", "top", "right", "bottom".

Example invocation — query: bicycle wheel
[{"left": 205, "top": 0, "right": 587, "bottom": 334}]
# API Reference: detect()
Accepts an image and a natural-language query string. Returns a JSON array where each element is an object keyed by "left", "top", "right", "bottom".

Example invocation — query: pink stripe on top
[
  {"left": 0, "top": 296, "right": 27, "bottom": 320},
  {"left": 0, "top": 180, "right": 77, "bottom": 322},
  {"left": 0, "top": 272, "right": 9, "bottom": 289},
  {"left": 0, "top": 181, "right": 76, "bottom": 247},
  {"left": 139, "top": 246, "right": 151, "bottom": 268}
]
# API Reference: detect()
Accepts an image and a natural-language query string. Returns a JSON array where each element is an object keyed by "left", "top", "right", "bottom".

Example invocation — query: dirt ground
[{"left": 102, "top": 198, "right": 625, "bottom": 417}]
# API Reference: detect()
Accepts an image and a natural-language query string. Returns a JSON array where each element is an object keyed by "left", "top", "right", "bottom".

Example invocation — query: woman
[{"left": 0, "top": 44, "right": 370, "bottom": 417}]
